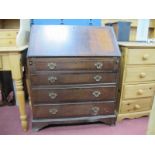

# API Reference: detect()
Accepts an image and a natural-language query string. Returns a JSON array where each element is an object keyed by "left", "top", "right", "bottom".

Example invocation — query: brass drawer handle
[
  {"left": 48, "top": 63, "right": 56, "bottom": 70},
  {"left": 49, "top": 92, "right": 57, "bottom": 99},
  {"left": 142, "top": 54, "right": 149, "bottom": 60},
  {"left": 48, "top": 76, "right": 57, "bottom": 84},
  {"left": 139, "top": 72, "right": 146, "bottom": 78},
  {"left": 94, "top": 75, "right": 102, "bottom": 82},
  {"left": 94, "top": 62, "right": 103, "bottom": 69},
  {"left": 137, "top": 89, "right": 144, "bottom": 95},
  {"left": 91, "top": 106, "right": 100, "bottom": 115},
  {"left": 92, "top": 90, "right": 101, "bottom": 97},
  {"left": 49, "top": 108, "right": 58, "bottom": 115},
  {"left": 29, "top": 61, "right": 33, "bottom": 65}
]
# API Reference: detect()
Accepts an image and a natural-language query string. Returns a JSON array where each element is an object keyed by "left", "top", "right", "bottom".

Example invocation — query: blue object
[{"left": 31, "top": 19, "right": 101, "bottom": 26}]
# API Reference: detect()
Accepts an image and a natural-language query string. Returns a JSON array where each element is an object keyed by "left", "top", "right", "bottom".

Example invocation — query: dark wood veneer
[
  {"left": 27, "top": 25, "right": 120, "bottom": 131},
  {"left": 31, "top": 85, "right": 116, "bottom": 103},
  {"left": 30, "top": 72, "right": 117, "bottom": 86},
  {"left": 32, "top": 101, "right": 115, "bottom": 119}
]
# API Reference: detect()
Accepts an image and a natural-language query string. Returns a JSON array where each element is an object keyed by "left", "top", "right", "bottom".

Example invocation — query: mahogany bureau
[
  {"left": 27, "top": 25, "right": 121, "bottom": 131},
  {"left": 118, "top": 42, "right": 155, "bottom": 121}
]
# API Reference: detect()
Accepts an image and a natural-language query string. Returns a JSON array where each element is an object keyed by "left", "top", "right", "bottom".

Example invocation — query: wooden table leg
[
  {"left": 9, "top": 53, "right": 28, "bottom": 131},
  {"left": 147, "top": 96, "right": 155, "bottom": 135}
]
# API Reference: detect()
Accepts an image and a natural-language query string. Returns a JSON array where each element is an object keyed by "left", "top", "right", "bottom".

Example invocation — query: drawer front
[
  {"left": 0, "top": 39, "right": 16, "bottom": 46},
  {"left": 31, "top": 85, "right": 116, "bottom": 104},
  {"left": 123, "top": 83, "right": 155, "bottom": 99},
  {"left": 127, "top": 49, "right": 155, "bottom": 65},
  {"left": 120, "top": 98, "right": 153, "bottom": 113},
  {"left": 0, "top": 56, "right": 2, "bottom": 69},
  {"left": 32, "top": 101, "right": 115, "bottom": 119},
  {"left": 30, "top": 72, "right": 117, "bottom": 86},
  {"left": 125, "top": 66, "right": 155, "bottom": 82},
  {"left": 28, "top": 58, "right": 119, "bottom": 72},
  {"left": 0, "top": 31, "right": 18, "bottom": 38}
]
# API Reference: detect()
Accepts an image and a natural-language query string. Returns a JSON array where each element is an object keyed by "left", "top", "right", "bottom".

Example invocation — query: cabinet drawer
[
  {"left": 125, "top": 66, "right": 155, "bottom": 82},
  {"left": 0, "top": 56, "right": 2, "bottom": 69},
  {"left": 120, "top": 98, "right": 153, "bottom": 113},
  {"left": 0, "top": 30, "right": 18, "bottom": 38},
  {"left": 31, "top": 85, "right": 116, "bottom": 104},
  {"left": 28, "top": 58, "right": 119, "bottom": 72},
  {"left": 0, "top": 39, "right": 16, "bottom": 46},
  {"left": 123, "top": 83, "right": 155, "bottom": 99},
  {"left": 30, "top": 72, "right": 117, "bottom": 86},
  {"left": 32, "top": 101, "right": 115, "bottom": 119},
  {"left": 127, "top": 49, "right": 155, "bottom": 65}
]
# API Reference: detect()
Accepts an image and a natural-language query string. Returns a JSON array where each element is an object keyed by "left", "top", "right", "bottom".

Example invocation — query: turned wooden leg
[
  {"left": 14, "top": 79, "right": 28, "bottom": 131},
  {"left": 9, "top": 53, "right": 28, "bottom": 131}
]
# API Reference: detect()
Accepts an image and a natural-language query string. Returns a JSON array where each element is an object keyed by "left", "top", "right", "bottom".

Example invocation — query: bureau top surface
[{"left": 27, "top": 25, "right": 120, "bottom": 57}]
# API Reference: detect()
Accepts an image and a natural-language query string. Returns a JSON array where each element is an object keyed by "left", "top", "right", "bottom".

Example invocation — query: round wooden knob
[
  {"left": 137, "top": 89, "right": 144, "bottom": 95},
  {"left": 9, "top": 41, "right": 12, "bottom": 44},
  {"left": 134, "top": 104, "right": 141, "bottom": 110},
  {"left": 139, "top": 72, "right": 146, "bottom": 78},
  {"left": 142, "top": 54, "right": 149, "bottom": 60}
]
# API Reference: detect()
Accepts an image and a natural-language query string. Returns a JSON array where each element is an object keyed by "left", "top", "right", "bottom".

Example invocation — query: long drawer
[
  {"left": 120, "top": 98, "right": 153, "bottom": 113},
  {"left": 127, "top": 49, "right": 155, "bottom": 65},
  {"left": 123, "top": 83, "right": 155, "bottom": 99},
  {"left": 30, "top": 72, "right": 117, "bottom": 86},
  {"left": 28, "top": 58, "right": 119, "bottom": 72},
  {"left": 32, "top": 101, "right": 115, "bottom": 119},
  {"left": 31, "top": 85, "right": 116, "bottom": 104},
  {"left": 125, "top": 66, "right": 155, "bottom": 82},
  {"left": 0, "top": 56, "right": 2, "bottom": 69},
  {"left": 0, "top": 30, "right": 18, "bottom": 38},
  {"left": 0, "top": 38, "right": 16, "bottom": 46}
]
